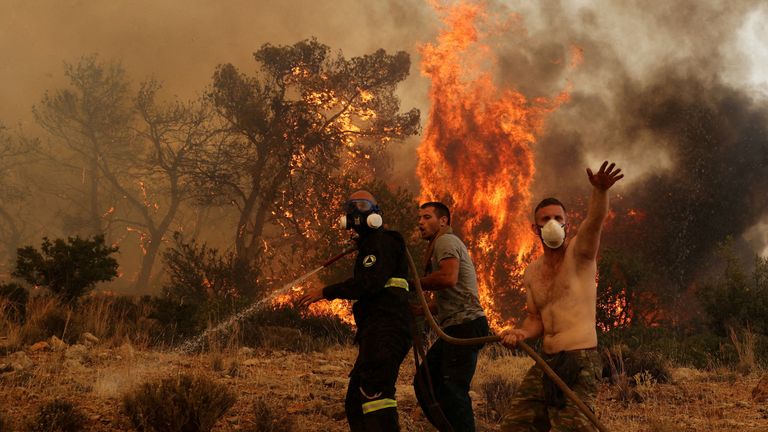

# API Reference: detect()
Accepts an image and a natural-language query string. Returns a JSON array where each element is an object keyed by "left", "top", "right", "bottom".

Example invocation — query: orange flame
[{"left": 417, "top": 0, "right": 569, "bottom": 328}]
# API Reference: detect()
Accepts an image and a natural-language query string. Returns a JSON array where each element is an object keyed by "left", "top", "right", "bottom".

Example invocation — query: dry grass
[
  {"left": 472, "top": 346, "right": 533, "bottom": 421},
  {"left": 0, "top": 341, "right": 766, "bottom": 431},
  {"left": 0, "top": 294, "right": 162, "bottom": 352},
  {"left": 2, "top": 300, "right": 768, "bottom": 431},
  {"left": 730, "top": 326, "right": 758, "bottom": 375}
]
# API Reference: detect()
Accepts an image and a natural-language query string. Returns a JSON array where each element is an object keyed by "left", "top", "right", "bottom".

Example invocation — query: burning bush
[
  {"left": 27, "top": 399, "right": 88, "bottom": 432},
  {"left": 246, "top": 398, "right": 295, "bottom": 432},
  {"left": 122, "top": 373, "right": 236, "bottom": 432},
  {"left": 241, "top": 305, "right": 354, "bottom": 352}
]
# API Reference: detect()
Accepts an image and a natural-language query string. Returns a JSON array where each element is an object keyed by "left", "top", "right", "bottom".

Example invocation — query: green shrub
[
  {"left": 13, "top": 235, "right": 118, "bottom": 303},
  {"left": 697, "top": 254, "right": 768, "bottom": 335},
  {"left": 27, "top": 399, "right": 87, "bottom": 432},
  {"left": 122, "top": 373, "right": 236, "bottom": 432}
]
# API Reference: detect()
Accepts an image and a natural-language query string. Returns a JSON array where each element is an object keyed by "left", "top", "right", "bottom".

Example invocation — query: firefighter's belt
[
  {"left": 362, "top": 398, "right": 398, "bottom": 414},
  {"left": 384, "top": 277, "right": 409, "bottom": 291}
]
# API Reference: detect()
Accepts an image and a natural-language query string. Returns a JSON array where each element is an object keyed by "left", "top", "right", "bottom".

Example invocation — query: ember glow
[{"left": 416, "top": 0, "right": 569, "bottom": 328}]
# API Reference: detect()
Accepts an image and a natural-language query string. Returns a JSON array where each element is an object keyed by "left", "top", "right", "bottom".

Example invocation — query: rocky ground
[{"left": 1, "top": 336, "right": 767, "bottom": 431}]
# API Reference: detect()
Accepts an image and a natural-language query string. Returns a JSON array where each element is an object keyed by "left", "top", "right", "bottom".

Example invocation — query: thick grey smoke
[{"left": 490, "top": 0, "right": 768, "bottom": 289}]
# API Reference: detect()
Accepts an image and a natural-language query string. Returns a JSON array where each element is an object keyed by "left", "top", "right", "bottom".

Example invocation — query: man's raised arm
[{"left": 574, "top": 161, "right": 624, "bottom": 261}]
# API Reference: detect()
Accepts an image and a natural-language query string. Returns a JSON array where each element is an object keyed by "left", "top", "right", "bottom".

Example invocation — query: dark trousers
[
  {"left": 414, "top": 316, "right": 489, "bottom": 432},
  {"left": 345, "top": 324, "right": 411, "bottom": 431}
]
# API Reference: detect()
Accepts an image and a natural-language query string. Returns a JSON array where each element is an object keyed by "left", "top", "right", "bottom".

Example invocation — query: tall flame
[{"left": 417, "top": 0, "right": 569, "bottom": 328}]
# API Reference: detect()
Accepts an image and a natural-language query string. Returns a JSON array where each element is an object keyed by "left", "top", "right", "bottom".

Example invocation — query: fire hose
[{"left": 404, "top": 247, "right": 611, "bottom": 432}]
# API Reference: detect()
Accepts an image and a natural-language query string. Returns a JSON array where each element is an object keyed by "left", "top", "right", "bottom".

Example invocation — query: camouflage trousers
[{"left": 501, "top": 348, "right": 602, "bottom": 432}]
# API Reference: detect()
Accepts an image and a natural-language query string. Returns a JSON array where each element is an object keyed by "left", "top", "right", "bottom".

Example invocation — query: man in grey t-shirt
[{"left": 413, "top": 201, "right": 489, "bottom": 432}]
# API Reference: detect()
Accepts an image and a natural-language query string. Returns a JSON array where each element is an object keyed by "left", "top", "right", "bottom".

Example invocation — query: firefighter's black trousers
[{"left": 345, "top": 322, "right": 411, "bottom": 431}]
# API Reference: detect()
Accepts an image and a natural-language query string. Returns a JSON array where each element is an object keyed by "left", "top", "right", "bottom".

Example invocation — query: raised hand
[{"left": 587, "top": 161, "right": 624, "bottom": 191}]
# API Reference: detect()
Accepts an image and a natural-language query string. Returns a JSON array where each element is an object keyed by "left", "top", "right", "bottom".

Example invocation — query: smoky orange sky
[{"left": 2, "top": 0, "right": 768, "bottom": 257}]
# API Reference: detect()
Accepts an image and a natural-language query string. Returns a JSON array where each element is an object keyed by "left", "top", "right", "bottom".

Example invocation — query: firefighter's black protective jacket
[{"left": 322, "top": 228, "right": 411, "bottom": 339}]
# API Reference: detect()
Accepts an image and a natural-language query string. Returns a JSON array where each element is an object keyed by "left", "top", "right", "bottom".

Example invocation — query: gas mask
[
  {"left": 538, "top": 219, "right": 566, "bottom": 249},
  {"left": 339, "top": 199, "right": 382, "bottom": 233}
]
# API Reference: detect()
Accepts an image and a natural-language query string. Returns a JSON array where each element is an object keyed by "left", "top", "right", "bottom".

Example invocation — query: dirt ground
[{"left": 1, "top": 342, "right": 767, "bottom": 431}]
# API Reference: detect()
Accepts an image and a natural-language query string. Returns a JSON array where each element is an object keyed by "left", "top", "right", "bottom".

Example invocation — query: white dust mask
[{"left": 539, "top": 219, "right": 566, "bottom": 249}]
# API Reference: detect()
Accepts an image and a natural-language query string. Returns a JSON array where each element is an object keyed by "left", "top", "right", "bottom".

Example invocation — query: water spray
[
  {"left": 176, "top": 247, "right": 356, "bottom": 354},
  {"left": 404, "top": 247, "right": 611, "bottom": 432}
]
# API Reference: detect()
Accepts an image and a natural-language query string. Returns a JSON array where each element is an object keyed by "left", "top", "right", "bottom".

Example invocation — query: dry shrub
[
  {"left": 602, "top": 345, "right": 671, "bottom": 384},
  {"left": 729, "top": 326, "right": 757, "bottom": 374},
  {"left": 13, "top": 296, "right": 77, "bottom": 346},
  {"left": 210, "top": 352, "right": 225, "bottom": 372},
  {"left": 0, "top": 296, "right": 23, "bottom": 354},
  {"left": 26, "top": 399, "right": 87, "bottom": 432},
  {"left": 604, "top": 347, "right": 641, "bottom": 403},
  {"left": 479, "top": 374, "right": 517, "bottom": 421},
  {"left": 226, "top": 359, "right": 241, "bottom": 377},
  {"left": 0, "top": 282, "right": 28, "bottom": 324},
  {"left": 122, "top": 373, "right": 236, "bottom": 432},
  {"left": 78, "top": 294, "right": 160, "bottom": 348},
  {"left": 473, "top": 349, "right": 532, "bottom": 423},
  {"left": 250, "top": 325, "right": 316, "bottom": 352},
  {"left": 646, "top": 418, "right": 679, "bottom": 432},
  {"left": 246, "top": 399, "right": 295, "bottom": 432}
]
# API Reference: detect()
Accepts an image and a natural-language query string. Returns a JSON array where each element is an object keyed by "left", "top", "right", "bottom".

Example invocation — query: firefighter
[{"left": 299, "top": 190, "right": 412, "bottom": 432}]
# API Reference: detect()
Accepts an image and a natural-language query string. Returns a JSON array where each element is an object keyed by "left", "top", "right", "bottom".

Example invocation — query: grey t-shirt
[{"left": 429, "top": 233, "right": 486, "bottom": 327}]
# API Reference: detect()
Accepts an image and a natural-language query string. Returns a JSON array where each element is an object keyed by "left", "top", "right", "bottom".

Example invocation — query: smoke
[
  {"left": 0, "top": 0, "right": 435, "bottom": 127},
  {"left": 0, "top": 0, "right": 438, "bottom": 285},
  {"left": 476, "top": 0, "right": 768, "bottom": 289},
  {"left": 2, "top": 0, "right": 767, "bottom": 293}
]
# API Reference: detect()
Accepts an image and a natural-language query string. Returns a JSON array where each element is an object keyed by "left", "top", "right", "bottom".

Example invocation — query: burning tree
[{"left": 194, "top": 38, "right": 420, "bottom": 279}]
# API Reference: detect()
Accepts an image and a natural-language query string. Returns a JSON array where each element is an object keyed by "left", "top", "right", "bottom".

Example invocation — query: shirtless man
[{"left": 501, "top": 161, "right": 623, "bottom": 432}]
